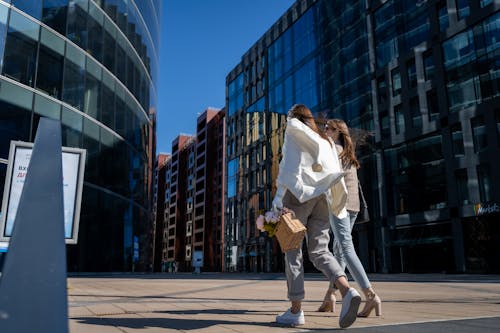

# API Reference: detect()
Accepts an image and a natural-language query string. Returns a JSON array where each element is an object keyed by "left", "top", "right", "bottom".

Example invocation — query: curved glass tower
[{"left": 0, "top": 0, "right": 160, "bottom": 271}]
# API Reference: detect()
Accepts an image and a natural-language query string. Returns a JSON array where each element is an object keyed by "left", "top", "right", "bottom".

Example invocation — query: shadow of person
[{"left": 73, "top": 315, "right": 274, "bottom": 331}]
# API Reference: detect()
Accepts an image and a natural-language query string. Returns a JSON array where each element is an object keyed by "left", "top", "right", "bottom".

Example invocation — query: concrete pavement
[{"left": 68, "top": 273, "right": 500, "bottom": 332}]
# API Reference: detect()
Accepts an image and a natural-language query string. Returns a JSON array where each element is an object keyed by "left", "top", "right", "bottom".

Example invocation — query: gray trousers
[{"left": 283, "top": 191, "right": 346, "bottom": 300}]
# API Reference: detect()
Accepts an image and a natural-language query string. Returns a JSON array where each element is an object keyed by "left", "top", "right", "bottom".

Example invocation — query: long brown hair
[
  {"left": 288, "top": 104, "right": 331, "bottom": 145},
  {"left": 327, "top": 119, "right": 360, "bottom": 168}
]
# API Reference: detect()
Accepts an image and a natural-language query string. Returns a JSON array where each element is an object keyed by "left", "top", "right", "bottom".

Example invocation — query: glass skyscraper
[
  {"left": 225, "top": 0, "right": 499, "bottom": 273},
  {"left": 0, "top": 0, "right": 160, "bottom": 271}
]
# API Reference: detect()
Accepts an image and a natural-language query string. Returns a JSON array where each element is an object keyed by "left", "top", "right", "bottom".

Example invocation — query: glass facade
[
  {"left": 0, "top": 0, "right": 160, "bottom": 271},
  {"left": 225, "top": 0, "right": 500, "bottom": 274}
]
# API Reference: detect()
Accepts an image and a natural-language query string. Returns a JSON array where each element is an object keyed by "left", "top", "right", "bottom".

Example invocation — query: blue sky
[{"left": 157, "top": 0, "right": 295, "bottom": 154}]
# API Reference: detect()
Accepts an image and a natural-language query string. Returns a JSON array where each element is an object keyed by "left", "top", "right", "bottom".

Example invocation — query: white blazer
[{"left": 273, "top": 118, "right": 348, "bottom": 218}]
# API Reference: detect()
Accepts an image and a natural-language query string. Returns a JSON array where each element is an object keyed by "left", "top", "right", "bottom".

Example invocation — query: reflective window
[
  {"left": 427, "top": 90, "right": 439, "bottom": 121},
  {"left": 87, "top": 2, "right": 104, "bottom": 62},
  {"left": 384, "top": 135, "right": 446, "bottom": 213},
  {"left": 443, "top": 30, "right": 475, "bottom": 70},
  {"left": 456, "top": 0, "right": 470, "bottom": 20},
  {"left": 477, "top": 165, "right": 492, "bottom": 202},
  {"left": 103, "top": 19, "right": 116, "bottom": 73},
  {"left": 451, "top": 124, "right": 464, "bottom": 156},
  {"left": 101, "top": 71, "right": 115, "bottom": 129},
  {"left": 63, "top": 44, "right": 86, "bottom": 110},
  {"left": 83, "top": 117, "right": 100, "bottom": 183},
  {"left": 438, "top": 2, "right": 449, "bottom": 32},
  {"left": 391, "top": 69, "right": 401, "bottom": 96},
  {"left": 394, "top": 105, "right": 404, "bottom": 135},
  {"left": 447, "top": 77, "right": 481, "bottom": 112},
  {"left": 34, "top": 93, "right": 61, "bottom": 120},
  {"left": 0, "top": 5, "right": 8, "bottom": 73},
  {"left": 483, "top": 12, "right": 500, "bottom": 54},
  {"left": 379, "top": 110, "right": 389, "bottom": 137},
  {"left": 227, "top": 158, "right": 239, "bottom": 198},
  {"left": 42, "top": 0, "right": 68, "bottom": 35},
  {"left": 455, "top": 169, "right": 469, "bottom": 205},
  {"left": 410, "top": 97, "right": 421, "bottom": 128},
  {"left": 67, "top": 0, "right": 88, "bottom": 49},
  {"left": 401, "top": 0, "right": 430, "bottom": 51},
  {"left": 481, "top": 0, "right": 493, "bottom": 7},
  {"left": 84, "top": 57, "right": 102, "bottom": 120},
  {"left": 497, "top": 111, "right": 500, "bottom": 146},
  {"left": 3, "top": 11, "right": 40, "bottom": 86},
  {"left": 407, "top": 59, "right": 417, "bottom": 88},
  {"left": 471, "top": 116, "right": 487, "bottom": 153},
  {"left": 37, "top": 28, "right": 65, "bottom": 98},
  {"left": 0, "top": 81, "right": 32, "bottom": 158},
  {"left": 375, "top": 0, "right": 398, "bottom": 67},
  {"left": 228, "top": 74, "right": 244, "bottom": 116},
  {"left": 423, "top": 51, "right": 434, "bottom": 82},
  {"left": 61, "top": 107, "right": 82, "bottom": 147},
  {"left": 12, "top": 0, "right": 42, "bottom": 20}
]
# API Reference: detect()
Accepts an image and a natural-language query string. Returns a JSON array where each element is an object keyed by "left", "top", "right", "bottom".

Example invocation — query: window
[
  {"left": 477, "top": 165, "right": 492, "bottom": 202},
  {"left": 3, "top": 11, "right": 39, "bottom": 86},
  {"left": 61, "top": 107, "right": 82, "bottom": 147},
  {"left": 377, "top": 75, "right": 387, "bottom": 104},
  {"left": 379, "top": 110, "right": 389, "bottom": 137},
  {"left": 101, "top": 72, "right": 115, "bottom": 129},
  {"left": 394, "top": 105, "right": 404, "bottom": 135},
  {"left": 496, "top": 111, "right": 500, "bottom": 146},
  {"left": 0, "top": 81, "right": 32, "bottom": 158},
  {"left": 12, "top": 0, "right": 43, "bottom": 20},
  {"left": 410, "top": 97, "right": 422, "bottom": 128},
  {"left": 87, "top": 2, "right": 103, "bottom": 62},
  {"left": 427, "top": 90, "right": 439, "bottom": 121},
  {"left": 471, "top": 116, "right": 487, "bottom": 153},
  {"left": 36, "top": 28, "right": 64, "bottom": 99},
  {"left": 407, "top": 59, "right": 417, "bottom": 88},
  {"left": 443, "top": 30, "right": 475, "bottom": 70},
  {"left": 67, "top": 0, "right": 88, "bottom": 49},
  {"left": 375, "top": 0, "right": 398, "bottom": 67},
  {"left": 438, "top": 2, "right": 449, "bottom": 32},
  {"left": 84, "top": 58, "right": 102, "bottom": 120},
  {"left": 227, "top": 158, "right": 239, "bottom": 198},
  {"left": 451, "top": 124, "right": 464, "bottom": 156},
  {"left": 62, "top": 44, "right": 86, "bottom": 110},
  {"left": 481, "top": 0, "right": 493, "bottom": 7},
  {"left": 103, "top": 20, "right": 116, "bottom": 73},
  {"left": 423, "top": 51, "right": 434, "bottom": 82},
  {"left": 455, "top": 169, "right": 469, "bottom": 205},
  {"left": 391, "top": 69, "right": 401, "bottom": 96},
  {"left": 456, "top": 0, "right": 470, "bottom": 20},
  {"left": 42, "top": 0, "right": 68, "bottom": 35}
]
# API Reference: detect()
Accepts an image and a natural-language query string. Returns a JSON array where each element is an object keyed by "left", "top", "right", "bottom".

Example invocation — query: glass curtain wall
[{"left": 0, "top": 0, "right": 160, "bottom": 271}]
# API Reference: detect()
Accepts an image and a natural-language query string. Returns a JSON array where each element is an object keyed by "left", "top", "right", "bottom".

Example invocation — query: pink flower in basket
[{"left": 256, "top": 208, "right": 295, "bottom": 238}]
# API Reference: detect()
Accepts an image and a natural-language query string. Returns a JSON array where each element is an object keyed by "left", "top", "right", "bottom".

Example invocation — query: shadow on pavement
[{"left": 73, "top": 315, "right": 278, "bottom": 330}]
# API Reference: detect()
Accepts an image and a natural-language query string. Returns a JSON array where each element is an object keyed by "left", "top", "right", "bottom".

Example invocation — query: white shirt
[{"left": 273, "top": 117, "right": 348, "bottom": 218}]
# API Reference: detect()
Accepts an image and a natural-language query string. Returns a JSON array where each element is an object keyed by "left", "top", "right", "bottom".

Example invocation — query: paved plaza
[{"left": 68, "top": 273, "right": 500, "bottom": 332}]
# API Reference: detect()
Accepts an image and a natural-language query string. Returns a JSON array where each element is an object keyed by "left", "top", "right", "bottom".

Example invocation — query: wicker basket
[{"left": 275, "top": 213, "right": 306, "bottom": 252}]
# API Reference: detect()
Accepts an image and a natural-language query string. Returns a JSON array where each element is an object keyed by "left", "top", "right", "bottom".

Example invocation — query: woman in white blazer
[
  {"left": 318, "top": 119, "right": 382, "bottom": 317},
  {"left": 273, "top": 104, "right": 361, "bottom": 329}
]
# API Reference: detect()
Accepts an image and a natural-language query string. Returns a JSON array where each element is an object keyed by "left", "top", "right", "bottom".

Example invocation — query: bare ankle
[{"left": 291, "top": 300, "right": 301, "bottom": 313}]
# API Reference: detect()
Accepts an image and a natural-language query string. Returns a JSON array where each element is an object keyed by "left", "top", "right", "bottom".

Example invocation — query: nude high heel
[
  {"left": 317, "top": 292, "right": 336, "bottom": 313},
  {"left": 357, "top": 288, "right": 382, "bottom": 317}
]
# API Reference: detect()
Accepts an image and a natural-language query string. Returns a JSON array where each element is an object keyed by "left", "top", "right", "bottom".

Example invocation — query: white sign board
[{"left": 0, "top": 141, "right": 86, "bottom": 244}]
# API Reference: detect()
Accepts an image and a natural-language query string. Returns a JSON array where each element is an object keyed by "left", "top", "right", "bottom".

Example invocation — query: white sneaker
[
  {"left": 275, "top": 308, "right": 305, "bottom": 326},
  {"left": 339, "top": 288, "right": 361, "bottom": 328}
]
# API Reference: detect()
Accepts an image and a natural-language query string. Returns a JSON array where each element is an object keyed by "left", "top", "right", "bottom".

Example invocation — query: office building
[
  {"left": 0, "top": 0, "right": 160, "bottom": 271},
  {"left": 153, "top": 153, "right": 170, "bottom": 272},
  {"left": 163, "top": 108, "right": 226, "bottom": 272},
  {"left": 225, "top": 0, "right": 500, "bottom": 273}
]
